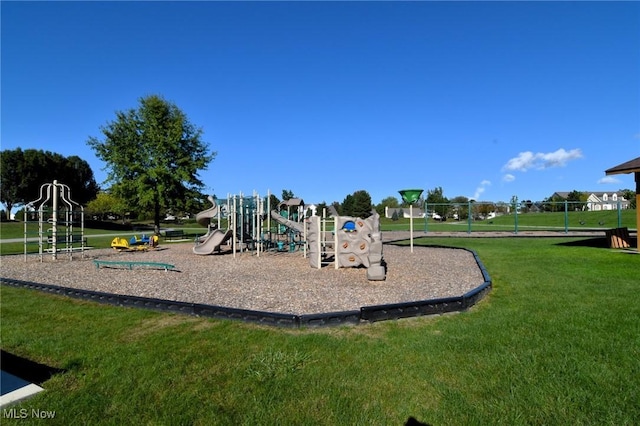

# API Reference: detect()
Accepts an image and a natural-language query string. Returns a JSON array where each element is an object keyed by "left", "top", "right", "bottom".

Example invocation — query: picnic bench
[
  {"left": 164, "top": 230, "right": 186, "bottom": 241},
  {"left": 605, "top": 227, "right": 631, "bottom": 249},
  {"left": 93, "top": 259, "right": 176, "bottom": 271}
]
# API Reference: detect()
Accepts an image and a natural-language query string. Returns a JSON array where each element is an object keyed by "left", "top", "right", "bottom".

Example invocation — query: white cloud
[
  {"left": 502, "top": 173, "right": 515, "bottom": 182},
  {"left": 503, "top": 148, "right": 583, "bottom": 172},
  {"left": 597, "top": 176, "right": 620, "bottom": 184},
  {"left": 503, "top": 151, "right": 536, "bottom": 172},
  {"left": 472, "top": 180, "right": 491, "bottom": 200}
]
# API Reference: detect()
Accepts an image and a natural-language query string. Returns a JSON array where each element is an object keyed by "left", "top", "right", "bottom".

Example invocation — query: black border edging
[
  {"left": 0, "top": 278, "right": 304, "bottom": 329},
  {"left": 1, "top": 245, "right": 492, "bottom": 328},
  {"left": 361, "top": 296, "right": 465, "bottom": 322},
  {"left": 299, "top": 310, "right": 362, "bottom": 327}
]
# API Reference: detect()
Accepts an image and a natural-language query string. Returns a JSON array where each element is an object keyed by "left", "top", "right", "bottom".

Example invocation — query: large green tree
[
  {"left": 342, "top": 190, "right": 373, "bottom": 218},
  {"left": 269, "top": 194, "right": 281, "bottom": 211},
  {"left": 566, "top": 190, "right": 587, "bottom": 211},
  {"left": 620, "top": 189, "right": 636, "bottom": 209},
  {"left": 281, "top": 189, "right": 295, "bottom": 201},
  {"left": 0, "top": 148, "right": 99, "bottom": 216},
  {"left": 425, "top": 186, "right": 449, "bottom": 218},
  {"left": 58, "top": 155, "right": 101, "bottom": 205},
  {"left": 375, "top": 196, "right": 399, "bottom": 216},
  {"left": 85, "top": 192, "right": 127, "bottom": 221},
  {"left": 542, "top": 193, "right": 566, "bottom": 212},
  {"left": 87, "top": 95, "right": 215, "bottom": 233},
  {"left": 0, "top": 149, "right": 23, "bottom": 215},
  {"left": 450, "top": 195, "right": 470, "bottom": 220}
]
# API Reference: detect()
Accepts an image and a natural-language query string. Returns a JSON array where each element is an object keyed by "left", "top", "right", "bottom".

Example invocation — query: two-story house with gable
[
  {"left": 585, "top": 192, "right": 630, "bottom": 211},
  {"left": 551, "top": 191, "right": 630, "bottom": 211}
]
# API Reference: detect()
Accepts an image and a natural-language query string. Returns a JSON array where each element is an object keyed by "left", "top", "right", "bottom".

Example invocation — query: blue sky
[{"left": 2, "top": 1, "right": 639, "bottom": 206}]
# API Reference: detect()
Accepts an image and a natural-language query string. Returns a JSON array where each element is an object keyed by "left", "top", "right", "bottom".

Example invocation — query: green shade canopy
[{"left": 398, "top": 189, "right": 423, "bottom": 204}]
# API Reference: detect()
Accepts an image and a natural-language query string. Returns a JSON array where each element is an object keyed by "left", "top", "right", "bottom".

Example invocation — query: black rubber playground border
[{"left": 0, "top": 245, "right": 491, "bottom": 328}]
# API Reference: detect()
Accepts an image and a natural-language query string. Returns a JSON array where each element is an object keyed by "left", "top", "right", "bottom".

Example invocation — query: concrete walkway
[{"left": 0, "top": 371, "right": 44, "bottom": 408}]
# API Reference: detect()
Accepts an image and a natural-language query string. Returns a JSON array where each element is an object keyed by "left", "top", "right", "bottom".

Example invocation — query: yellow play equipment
[{"left": 111, "top": 235, "right": 159, "bottom": 252}]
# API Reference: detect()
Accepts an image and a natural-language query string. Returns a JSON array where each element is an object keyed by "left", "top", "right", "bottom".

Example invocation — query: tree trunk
[
  {"left": 4, "top": 202, "right": 13, "bottom": 220},
  {"left": 154, "top": 198, "right": 161, "bottom": 235}
]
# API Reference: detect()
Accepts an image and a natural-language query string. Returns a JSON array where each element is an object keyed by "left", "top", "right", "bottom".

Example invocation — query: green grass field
[
  {"left": 382, "top": 209, "right": 637, "bottom": 233},
  {"left": 0, "top": 221, "right": 207, "bottom": 255},
  {"left": 1, "top": 235, "right": 639, "bottom": 424},
  {"left": 2, "top": 208, "right": 636, "bottom": 254}
]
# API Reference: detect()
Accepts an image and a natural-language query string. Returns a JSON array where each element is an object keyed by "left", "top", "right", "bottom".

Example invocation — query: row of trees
[
  {"left": 0, "top": 148, "right": 100, "bottom": 216},
  {"left": 2, "top": 94, "right": 635, "bottom": 227},
  {"left": 1, "top": 95, "right": 216, "bottom": 232},
  {"left": 378, "top": 187, "right": 637, "bottom": 221},
  {"left": 0, "top": 94, "right": 394, "bottom": 225}
]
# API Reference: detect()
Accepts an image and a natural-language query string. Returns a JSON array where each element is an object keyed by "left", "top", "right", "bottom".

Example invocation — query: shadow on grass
[
  {"left": 0, "top": 350, "right": 66, "bottom": 386},
  {"left": 555, "top": 237, "right": 637, "bottom": 249}
]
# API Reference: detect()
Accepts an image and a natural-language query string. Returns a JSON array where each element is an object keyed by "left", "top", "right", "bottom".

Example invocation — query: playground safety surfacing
[
  {"left": 0, "top": 240, "right": 491, "bottom": 405},
  {"left": 0, "top": 242, "right": 492, "bottom": 328}
]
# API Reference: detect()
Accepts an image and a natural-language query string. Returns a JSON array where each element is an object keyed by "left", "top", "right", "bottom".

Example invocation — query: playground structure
[
  {"left": 193, "top": 191, "right": 386, "bottom": 280},
  {"left": 269, "top": 198, "right": 307, "bottom": 252},
  {"left": 193, "top": 193, "right": 292, "bottom": 256},
  {"left": 23, "top": 180, "right": 85, "bottom": 261},
  {"left": 319, "top": 213, "right": 384, "bottom": 280},
  {"left": 192, "top": 195, "right": 252, "bottom": 255},
  {"left": 271, "top": 209, "right": 386, "bottom": 281},
  {"left": 399, "top": 189, "right": 424, "bottom": 253},
  {"left": 111, "top": 235, "right": 159, "bottom": 252}
]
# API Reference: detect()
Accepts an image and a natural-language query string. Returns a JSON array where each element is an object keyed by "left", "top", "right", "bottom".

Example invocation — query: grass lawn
[
  {"left": 1, "top": 236, "right": 638, "bottom": 424},
  {"left": 0, "top": 221, "right": 206, "bottom": 255},
  {"left": 381, "top": 209, "right": 637, "bottom": 233},
  {"left": 1, "top": 208, "right": 636, "bottom": 254}
]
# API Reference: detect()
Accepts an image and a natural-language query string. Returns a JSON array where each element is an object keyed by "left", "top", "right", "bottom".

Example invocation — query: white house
[
  {"left": 553, "top": 191, "right": 630, "bottom": 211},
  {"left": 384, "top": 206, "right": 425, "bottom": 219},
  {"left": 585, "top": 192, "right": 629, "bottom": 211}
]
